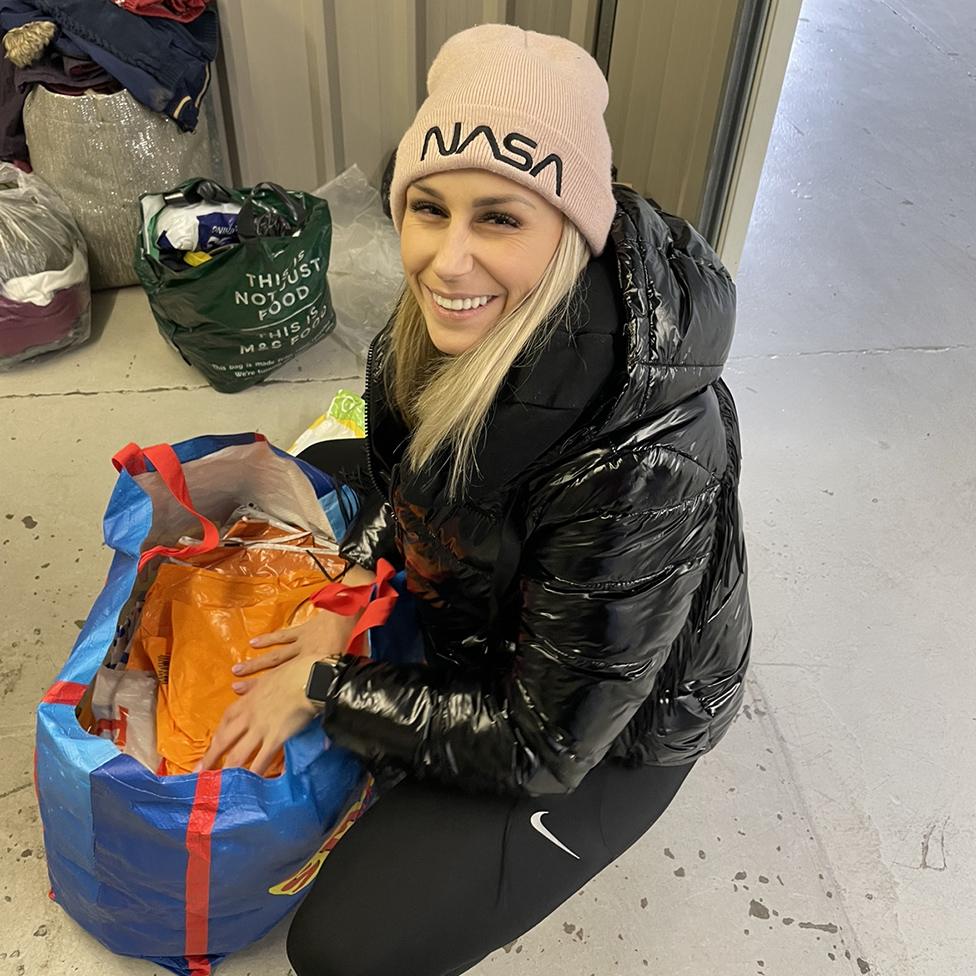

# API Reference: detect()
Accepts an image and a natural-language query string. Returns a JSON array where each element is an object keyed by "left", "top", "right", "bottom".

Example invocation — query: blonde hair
[{"left": 387, "top": 217, "right": 592, "bottom": 499}]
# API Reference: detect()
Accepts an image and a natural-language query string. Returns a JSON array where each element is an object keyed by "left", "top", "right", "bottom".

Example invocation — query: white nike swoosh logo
[{"left": 529, "top": 810, "right": 581, "bottom": 860}]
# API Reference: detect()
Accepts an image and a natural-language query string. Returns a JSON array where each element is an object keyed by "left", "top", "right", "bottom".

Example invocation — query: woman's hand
[
  {"left": 197, "top": 652, "right": 331, "bottom": 775},
  {"left": 199, "top": 609, "right": 354, "bottom": 775},
  {"left": 229, "top": 608, "right": 354, "bottom": 682},
  {"left": 197, "top": 563, "right": 378, "bottom": 774},
  {"left": 229, "top": 562, "right": 377, "bottom": 682}
]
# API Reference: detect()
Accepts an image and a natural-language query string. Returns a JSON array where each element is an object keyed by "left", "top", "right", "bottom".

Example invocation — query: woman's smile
[{"left": 423, "top": 283, "right": 502, "bottom": 322}]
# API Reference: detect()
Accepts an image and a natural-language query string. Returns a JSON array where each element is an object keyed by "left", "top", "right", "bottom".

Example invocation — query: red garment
[{"left": 117, "top": 0, "right": 210, "bottom": 24}]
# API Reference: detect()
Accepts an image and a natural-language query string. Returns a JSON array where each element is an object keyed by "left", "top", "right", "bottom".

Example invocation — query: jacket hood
[
  {"left": 459, "top": 184, "right": 737, "bottom": 498},
  {"left": 602, "top": 184, "right": 736, "bottom": 420},
  {"left": 369, "top": 184, "right": 736, "bottom": 504}
]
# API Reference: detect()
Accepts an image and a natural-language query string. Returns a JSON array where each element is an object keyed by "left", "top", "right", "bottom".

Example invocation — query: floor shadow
[{"left": 89, "top": 287, "right": 120, "bottom": 344}]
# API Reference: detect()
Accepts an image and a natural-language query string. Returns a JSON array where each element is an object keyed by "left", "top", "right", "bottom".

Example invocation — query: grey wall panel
[
  {"left": 512, "top": 0, "right": 599, "bottom": 47},
  {"left": 216, "top": 0, "right": 743, "bottom": 233},
  {"left": 332, "top": 0, "right": 422, "bottom": 188},
  {"left": 216, "top": 0, "right": 325, "bottom": 190},
  {"left": 606, "top": 0, "right": 742, "bottom": 224},
  {"left": 217, "top": 0, "right": 422, "bottom": 191}
]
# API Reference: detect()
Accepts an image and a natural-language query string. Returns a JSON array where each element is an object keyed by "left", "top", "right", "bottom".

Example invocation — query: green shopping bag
[{"left": 134, "top": 179, "right": 337, "bottom": 393}]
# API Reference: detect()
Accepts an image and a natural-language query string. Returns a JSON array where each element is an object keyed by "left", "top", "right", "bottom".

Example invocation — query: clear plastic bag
[
  {"left": 88, "top": 664, "right": 160, "bottom": 772},
  {"left": 0, "top": 166, "right": 73, "bottom": 280},
  {"left": 313, "top": 164, "right": 405, "bottom": 364},
  {"left": 0, "top": 162, "right": 92, "bottom": 368}
]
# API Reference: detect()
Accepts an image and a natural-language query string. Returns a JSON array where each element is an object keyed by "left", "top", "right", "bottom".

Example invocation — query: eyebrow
[{"left": 411, "top": 182, "right": 537, "bottom": 210}]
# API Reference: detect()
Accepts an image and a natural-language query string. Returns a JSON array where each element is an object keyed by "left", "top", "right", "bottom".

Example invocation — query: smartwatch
[{"left": 305, "top": 659, "right": 339, "bottom": 708}]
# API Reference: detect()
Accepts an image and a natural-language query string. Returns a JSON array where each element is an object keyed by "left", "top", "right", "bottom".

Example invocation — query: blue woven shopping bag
[{"left": 34, "top": 432, "right": 418, "bottom": 975}]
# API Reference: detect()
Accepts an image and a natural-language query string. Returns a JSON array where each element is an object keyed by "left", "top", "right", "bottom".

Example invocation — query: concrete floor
[{"left": 2, "top": 0, "right": 974, "bottom": 973}]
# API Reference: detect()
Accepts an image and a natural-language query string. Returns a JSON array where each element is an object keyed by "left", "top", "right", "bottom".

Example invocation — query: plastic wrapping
[
  {"left": 124, "top": 506, "right": 348, "bottom": 777},
  {"left": 23, "top": 85, "right": 225, "bottom": 290},
  {"left": 314, "top": 164, "right": 404, "bottom": 364},
  {"left": 86, "top": 664, "right": 159, "bottom": 771},
  {"left": 0, "top": 164, "right": 73, "bottom": 279},
  {"left": 289, "top": 388, "right": 365, "bottom": 455},
  {"left": 0, "top": 161, "right": 91, "bottom": 367},
  {"left": 83, "top": 504, "right": 352, "bottom": 778}
]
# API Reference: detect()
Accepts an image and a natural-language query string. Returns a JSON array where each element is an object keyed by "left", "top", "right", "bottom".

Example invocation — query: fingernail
[
  {"left": 231, "top": 681, "right": 245, "bottom": 692},
  {"left": 249, "top": 638, "right": 260, "bottom": 646},
  {"left": 231, "top": 663, "right": 244, "bottom": 674}
]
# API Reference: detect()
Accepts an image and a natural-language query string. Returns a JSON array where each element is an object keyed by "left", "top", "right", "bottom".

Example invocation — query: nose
[{"left": 430, "top": 222, "right": 475, "bottom": 280}]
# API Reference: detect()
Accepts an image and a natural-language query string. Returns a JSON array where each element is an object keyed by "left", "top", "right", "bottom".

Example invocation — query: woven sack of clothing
[{"left": 23, "top": 85, "right": 224, "bottom": 289}]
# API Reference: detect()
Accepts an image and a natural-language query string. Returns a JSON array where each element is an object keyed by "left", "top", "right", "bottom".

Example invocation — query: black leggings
[
  {"left": 286, "top": 758, "right": 696, "bottom": 976},
  {"left": 289, "top": 440, "right": 697, "bottom": 974}
]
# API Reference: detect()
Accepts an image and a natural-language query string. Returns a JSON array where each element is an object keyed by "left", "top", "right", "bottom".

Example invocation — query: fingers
[
  {"left": 249, "top": 741, "right": 282, "bottom": 777},
  {"left": 223, "top": 732, "right": 261, "bottom": 772},
  {"left": 232, "top": 644, "right": 298, "bottom": 676},
  {"left": 231, "top": 679, "right": 254, "bottom": 696},
  {"left": 249, "top": 628, "right": 299, "bottom": 649},
  {"left": 198, "top": 709, "right": 246, "bottom": 771},
  {"left": 197, "top": 710, "right": 263, "bottom": 773}
]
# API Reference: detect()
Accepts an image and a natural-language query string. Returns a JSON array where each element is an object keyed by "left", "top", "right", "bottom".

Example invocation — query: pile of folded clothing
[
  {"left": 0, "top": 42, "right": 122, "bottom": 166},
  {"left": 0, "top": 0, "right": 218, "bottom": 161}
]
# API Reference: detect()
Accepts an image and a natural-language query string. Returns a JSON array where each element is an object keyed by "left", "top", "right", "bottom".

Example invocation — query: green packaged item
[
  {"left": 327, "top": 389, "right": 366, "bottom": 435},
  {"left": 134, "top": 179, "right": 336, "bottom": 393}
]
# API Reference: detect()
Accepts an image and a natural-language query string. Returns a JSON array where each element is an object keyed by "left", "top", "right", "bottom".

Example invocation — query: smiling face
[{"left": 400, "top": 169, "right": 565, "bottom": 355}]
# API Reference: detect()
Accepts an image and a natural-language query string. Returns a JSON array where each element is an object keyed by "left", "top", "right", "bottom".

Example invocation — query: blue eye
[{"left": 408, "top": 201, "right": 520, "bottom": 228}]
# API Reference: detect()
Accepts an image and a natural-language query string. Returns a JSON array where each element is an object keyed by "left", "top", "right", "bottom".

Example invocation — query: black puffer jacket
[{"left": 319, "top": 184, "right": 751, "bottom": 796}]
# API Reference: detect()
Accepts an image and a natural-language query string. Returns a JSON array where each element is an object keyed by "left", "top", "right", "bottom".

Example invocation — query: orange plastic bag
[{"left": 125, "top": 512, "right": 349, "bottom": 776}]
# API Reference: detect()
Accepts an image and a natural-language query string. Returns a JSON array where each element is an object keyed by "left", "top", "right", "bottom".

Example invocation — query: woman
[{"left": 202, "top": 23, "right": 750, "bottom": 976}]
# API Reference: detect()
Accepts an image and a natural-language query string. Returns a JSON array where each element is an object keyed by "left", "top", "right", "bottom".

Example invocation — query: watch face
[{"left": 306, "top": 661, "right": 335, "bottom": 704}]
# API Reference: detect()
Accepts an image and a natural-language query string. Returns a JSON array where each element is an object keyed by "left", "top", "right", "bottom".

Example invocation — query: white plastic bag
[
  {"left": 289, "top": 388, "right": 366, "bottom": 455},
  {"left": 89, "top": 665, "right": 160, "bottom": 772}
]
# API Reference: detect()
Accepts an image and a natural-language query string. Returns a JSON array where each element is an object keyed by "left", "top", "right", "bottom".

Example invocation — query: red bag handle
[
  {"left": 113, "top": 442, "right": 220, "bottom": 571},
  {"left": 310, "top": 558, "right": 399, "bottom": 656}
]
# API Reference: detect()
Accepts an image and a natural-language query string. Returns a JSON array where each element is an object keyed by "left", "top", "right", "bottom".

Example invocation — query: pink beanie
[{"left": 389, "top": 23, "right": 615, "bottom": 256}]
